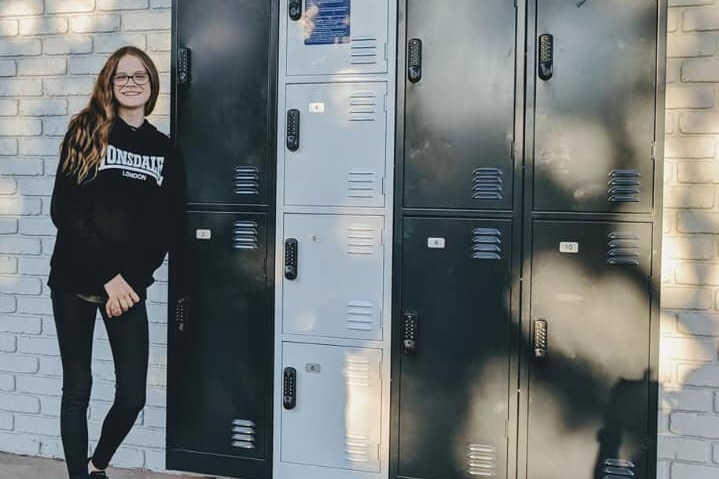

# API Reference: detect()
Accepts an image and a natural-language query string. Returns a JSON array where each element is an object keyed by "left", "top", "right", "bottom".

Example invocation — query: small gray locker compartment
[
  {"left": 280, "top": 343, "right": 383, "bottom": 472},
  {"left": 285, "top": 0, "right": 389, "bottom": 76},
  {"left": 283, "top": 82, "right": 387, "bottom": 208},
  {"left": 282, "top": 214, "right": 384, "bottom": 341}
]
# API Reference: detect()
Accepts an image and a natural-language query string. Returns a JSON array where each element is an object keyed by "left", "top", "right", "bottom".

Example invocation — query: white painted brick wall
[
  {"left": 660, "top": 1, "right": 719, "bottom": 478},
  {"left": 0, "top": 1, "right": 715, "bottom": 478},
  {"left": 0, "top": 0, "right": 172, "bottom": 470}
]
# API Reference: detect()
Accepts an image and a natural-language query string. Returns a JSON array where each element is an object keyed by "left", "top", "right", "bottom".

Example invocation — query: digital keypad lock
[
  {"left": 402, "top": 311, "right": 418, "bottom": 354},
  {"left": 284, "top": 238, "right": 298, "bottom": 280},
  {"left": 178, "top": 48, "right": 191, "bottom": 85},
  {"left": 408, "top": 39, "right": 422, "bottom": 83},
  {"left": 538, "top": 34, "right": 554, "bottom": 81},
  {"left": 286, "top": 109, "right": 300, "bottom": 152},
  {"left": 283, "top": 367, "right": 297, "bottom": 410}
]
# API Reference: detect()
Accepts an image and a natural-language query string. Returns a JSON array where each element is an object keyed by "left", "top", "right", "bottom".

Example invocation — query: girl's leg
[
  {"left": 52, "top": 291, "right": 99, "bottom": 479},
  {"left": 90, "top": 301, "right": 149, "bottom": 470}
]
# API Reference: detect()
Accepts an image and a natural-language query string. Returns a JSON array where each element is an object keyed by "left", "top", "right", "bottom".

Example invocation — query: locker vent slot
[
  {"left": 601, "top": 458, "right": 635, "bottom": 477},
  {"left": 467, "top": 443, "right": 497, "bottom": 476},
  {"left": 348, "top": 170, "right": 377, "bottom": 198},
  {"left": 472, "top": 168, "right": 504, "bottom": 201},
  {"left": 349, "top": 91, "right": 378, "bottom": 122},
  {"left": 233, "top": 221, "right": 259, "bottom": 250},
  {"left": 344, "top": 356, "right": 371, "bottom": 387},
  {"left": 350, "top": 37, "right": 378, "bottom": 66},
  {"left": 234, "top": 166, "right": 260, "bottom": 196},
  {"left": 230, "top": 419, "right": 256, "bottom": 449},
  {"left": 607, "top": 232, "right": 640, "bottom": 265},
  {"left": 608, "top": 169, "right": 641, "bottom": 203},
  {"left": 346, "top": 300, "right": 375, "bottom": 331},
  {"left": 345, "top": 433, "right": 371, "bottom": 463},
  {"left": 347, "top": 225, "right": 376, "bottom": 255},
  {"left": 472, "top": 228, "right": 502, "bottom": 260}
]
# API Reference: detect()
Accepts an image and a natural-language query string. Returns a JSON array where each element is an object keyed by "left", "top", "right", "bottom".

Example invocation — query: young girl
[{"left": 48, "top": 46, "right": 184, "bottom": 479}]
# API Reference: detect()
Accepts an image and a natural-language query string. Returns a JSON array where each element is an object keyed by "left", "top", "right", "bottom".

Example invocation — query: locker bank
[{"left": 166, "top": 1, "right": 666, "bottom": 479}]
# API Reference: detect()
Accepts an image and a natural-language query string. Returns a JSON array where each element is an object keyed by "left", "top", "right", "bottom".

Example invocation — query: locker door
[
  {"left": 281, "top": 343, "right": 382, "bottom": 472},
  {"left": 176, "top": 0, "right": 273, "bottom": 205},
  {"left": 527, "top": 221, "right": 653, "bottom": 479},
  {"left": 395, "top": 218, "right": 512, "bottom": 479},
  {"left": 284, "top": 82, "right": 387, "bottom": 208},
  {"left": 285, "top": 0, "right": 389, "bottom": 76},
  {"left": 167, "top": 212, "right": 272, "bottom": 479},
  {"left": 283, "top": 214, "right": 384, "bottom": 340},
  {"left": 404, "top": 0, "right": 516, "bottom": 210},
  {"left": 533, "top": 0, "right": 657, "bottom": 213}
]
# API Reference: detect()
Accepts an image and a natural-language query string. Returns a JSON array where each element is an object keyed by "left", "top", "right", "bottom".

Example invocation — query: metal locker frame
[
  {"left": 392, "top": 1, "right": 525, "bottom": 478},
  {"left": 518, "top": 1, "right": 666, "bottom": 479},
  {"left": 275, "top": 1, "right": 397, "bottom": 479},
  {"left": 168, "top": 1, "right": 279, "bottom": 478}
]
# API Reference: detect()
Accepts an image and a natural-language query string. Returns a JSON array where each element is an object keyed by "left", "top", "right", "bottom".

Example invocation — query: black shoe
[{"left": 89, "top": 471, "right": 109, "bottom": 478}]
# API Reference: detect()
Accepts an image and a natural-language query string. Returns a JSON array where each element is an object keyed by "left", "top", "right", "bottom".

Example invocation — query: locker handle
[
  {"left": 284, "top": 238, "right": 298, "bottom": 280},
  {"left": 288, "top": 0, "right": 301, "bottom": 21},
  {"left": 538, "top": 34, "right": 553, "bottom": 81},
  {"left": 534, "top": 319, "right": 548, "bottom": 359},
  {"left": 283, "top": 367, "right": 297, "bottom": 410},
  {"left": 408, "top": 39, "right": 422, "bottom": 83},
  {"left": 177, "top": 47, "right": 191, "bottom": 85},
  {"left": 175, "top": 296, "right": 189, "bottom": 333},
  {"left": 402, "top": 311, "right": 418, "bottom": 354},
  {"left": 286, "top": 109, "right": 300, "bottom": 152}
]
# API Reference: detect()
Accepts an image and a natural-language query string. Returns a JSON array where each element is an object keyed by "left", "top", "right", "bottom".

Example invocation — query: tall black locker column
[
  {"left": 168, "top": 1, "right": 277, "bottom": 478},
  {"left": 521, "top": 2, "right": 665, "bottom": 479},
  {"left": 392, "top": 1, "right": 522, "bottom": 479}
]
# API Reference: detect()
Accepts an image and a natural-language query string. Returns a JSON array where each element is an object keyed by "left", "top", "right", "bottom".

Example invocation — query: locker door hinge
[
  {"left": 511, "top": 140, "right": 515, "bottom": 162},
  {"left": 384, "top": 94, "right": 388, "bottom": 112},
  {"left": 650, "top": 141, "right": 656, "bottom": 161},
  {"left": 505, "top": 420, "right": 509, "bottom": 437},
  {"left": 380, "top": 176, "right": 385, "bottom": 196},
  {"left": 384, "top": 42, "right": 388, "bottom": 61}
]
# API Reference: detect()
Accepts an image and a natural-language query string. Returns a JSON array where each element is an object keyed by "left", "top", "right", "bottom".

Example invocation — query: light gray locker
[
  {"left": 284, "top": 82, "right": 387, "bottom": 208},
  {"left": 283, "top": 214, "right": 384, "bottom": 340},
  {"left": 281, "top": 342, "right": 382, "bottom": 472},
  {"left": 285, "top": 0, "right": 389, "bottom": 76}
]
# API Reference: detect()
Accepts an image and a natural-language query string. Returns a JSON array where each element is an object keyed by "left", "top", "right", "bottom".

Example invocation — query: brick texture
[
  {"left": 0, "top": 1, "right": 171, "bottom": 472},
  {"left": 661, "top": 2, "right": 719, "bottom": 477}
]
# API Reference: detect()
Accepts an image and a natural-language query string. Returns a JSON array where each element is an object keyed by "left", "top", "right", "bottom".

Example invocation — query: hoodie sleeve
[
  {"left": 50, "top": 137, "right": 120, "bottom": 286},
  {"left": 120, "top": 144, "right": 187, "bottom": 292}
]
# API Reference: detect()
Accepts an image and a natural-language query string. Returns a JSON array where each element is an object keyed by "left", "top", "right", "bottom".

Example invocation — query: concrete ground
[{"left": 0, "top": 452, "right": 222, "bottom": 479}]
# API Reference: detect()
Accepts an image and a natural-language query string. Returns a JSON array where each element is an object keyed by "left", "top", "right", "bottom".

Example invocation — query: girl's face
[{"left": 112, "top": 54, "right": 152, "bottom": 114}]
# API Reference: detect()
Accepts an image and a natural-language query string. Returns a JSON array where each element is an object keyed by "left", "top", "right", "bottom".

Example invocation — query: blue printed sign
[{"left": 304, "top": 0, "right": 351, "bottom": 45}]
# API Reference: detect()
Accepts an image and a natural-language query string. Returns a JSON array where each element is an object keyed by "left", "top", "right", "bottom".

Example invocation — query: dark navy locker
[
  {"left": 533, "top": 0, "right": 657, "bottom": 213},
  {"left": 527, "top": 221, "right": 653, "bottom": 479},
  {"left": 167, "top": 211, "right": 273, "bottom": 479},
  {"left": 395, "top": 217, "right": 513, "bottom": 479},
  {"left": 403, "top": 0, "right": 516, "bottom": 211},
  {"left": 169, "top": 0, "right": 277, "bottom": 477},
  {"left": 174, "top": 0, "right": 275, "bottom": 206}
]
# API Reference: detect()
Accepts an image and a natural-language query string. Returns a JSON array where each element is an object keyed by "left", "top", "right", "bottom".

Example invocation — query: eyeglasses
[{"left": 112, "top": 72, "right": 150, "bottom": 86}]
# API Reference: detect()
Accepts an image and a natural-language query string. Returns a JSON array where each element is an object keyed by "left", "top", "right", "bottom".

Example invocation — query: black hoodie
[{"left": 48, "top": 117, "right": 185, "bottom": 300}]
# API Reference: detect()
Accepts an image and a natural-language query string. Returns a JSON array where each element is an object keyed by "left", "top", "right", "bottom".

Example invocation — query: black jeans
[{"left": 51, "top": 291, "right": 149, "bottom": 479}]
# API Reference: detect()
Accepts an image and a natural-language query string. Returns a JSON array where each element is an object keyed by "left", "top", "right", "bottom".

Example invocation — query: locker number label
[
  {"left": 305, "top": 363, "right": 321, "bottom": 373},
  {"left": 559, "top": 242, "right": 579, "bottom": 254},
  {"left": 427, "top": 237, "right": 446, "bottom": 249},
  {"left": 308, "top": 102, "right": 325, "bottom": 113},
  {"left": 195, "top": 229, "right": 212, "bottom": 240}
]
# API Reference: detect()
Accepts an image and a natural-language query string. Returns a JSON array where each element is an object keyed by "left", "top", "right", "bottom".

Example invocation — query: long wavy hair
[{"left": 61, "top": 46, "right": 160, "bottom": 183}]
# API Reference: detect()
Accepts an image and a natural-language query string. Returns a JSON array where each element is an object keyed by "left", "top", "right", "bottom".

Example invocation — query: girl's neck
[{"left": 117, "top": 107, "right": 145, "bottom": 128}]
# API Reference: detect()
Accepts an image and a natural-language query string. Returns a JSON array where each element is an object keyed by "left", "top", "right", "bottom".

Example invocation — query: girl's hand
[{"left": 104, "top": 274, "right": 140, "bottom": 318}]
